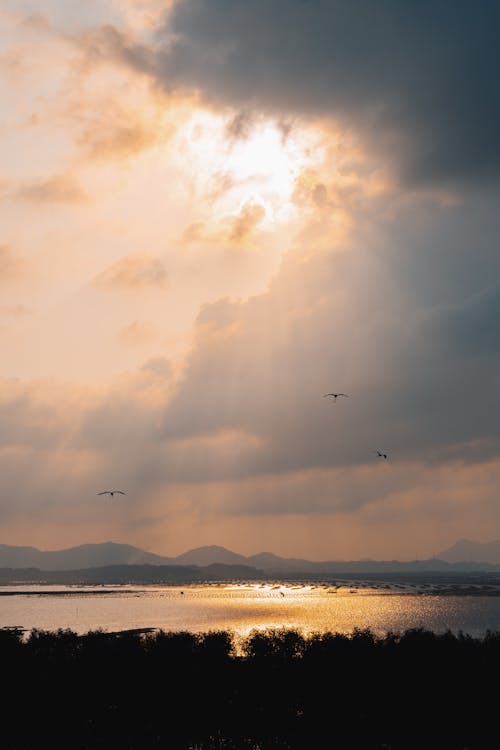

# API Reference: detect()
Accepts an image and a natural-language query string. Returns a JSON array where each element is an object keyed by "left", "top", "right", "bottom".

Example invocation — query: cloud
[
  {"left": 182, "top": 200, "right": 266, "bottom": 246},
  {"left": 158, "top": 188, "right": 500, "bottom": 489},
  {"left": 0, "top": 304, "right": 33, "bottom": 318},
  {"left": 0, "top": 373, "right": 170, "bottom": 537},
  {"left": 118, "top": 320, "right": 157, "bottom": 346},
  {"left": 95, "top": 254, "right": 168, "bottom": 291},
  {"left": 22, "top": 14, "right": 51, "bottom": 33},
  {"left": 16, "top": 173, "right": 90, "bottom": 203},
  {"left": 115, "top": 0, "right": 172, "bottom": 30},
  {"left": 141, "top": 356, "right": 172, "bottom": 379},
  {"left": 0, "top": 378, "right": 81, "bottom": 451},
  {"left": 225, "top": 109, "right": 257, "bottom": 141},
  {"left": 109, "top": 0, "right": 500, "bottom": 187},
  {"left": 76, "top": 22, "right": 157, "bottom": 76},
  {"left": 80, "top": 120, "right": 160, "bottom": 160},
  {"left": 228, "top": 200, "right": 266, "bottom": 242},
  {"left": 436, "top": 283, "right": 500, "bottom": 358},
  {"left": 0, "top": 245, "right": 25, "bottom": 282},
  {"left": 75, "top": 99, "right": 173, "bottom": 161}
]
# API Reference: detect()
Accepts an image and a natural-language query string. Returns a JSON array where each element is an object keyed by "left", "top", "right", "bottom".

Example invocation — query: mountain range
[
  {"left": 1, "top": 538, "right": 500, "bottom": 573},
  {"left": 435, "top": 538, "right": 500, "bottom": 564}
]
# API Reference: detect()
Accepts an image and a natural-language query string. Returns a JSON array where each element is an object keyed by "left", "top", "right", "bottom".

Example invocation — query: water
[{"left": 3, "top": 582, "right": 500, "bottom": 641}]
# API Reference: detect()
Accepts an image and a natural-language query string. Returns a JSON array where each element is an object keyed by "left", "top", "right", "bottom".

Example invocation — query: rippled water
[{"left": 3, "top": 582, "right": 500, "bottom": 641}]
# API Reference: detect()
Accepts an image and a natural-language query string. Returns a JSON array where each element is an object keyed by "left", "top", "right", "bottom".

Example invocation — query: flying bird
[
  {"left": 372, "top": 451, "right": 389, "bottom": 460},
  {"left": 97, "top": 490, "right": 126, "bottom": 497},
  {"left": 323, "top": 393, "right": 349, "bottom": 402}
]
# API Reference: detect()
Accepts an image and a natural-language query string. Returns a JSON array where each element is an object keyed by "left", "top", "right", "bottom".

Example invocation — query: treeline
[{"left": 2, "top": 625, "right": 498, "bottom": 749}]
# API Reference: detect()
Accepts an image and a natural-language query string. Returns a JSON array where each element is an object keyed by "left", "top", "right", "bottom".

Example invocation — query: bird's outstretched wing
[
  {"left": 115, "top": 491, "right": 126, "bottom": 495},
  {"left": 97, "top": 491, "right": 110, "bottom": 495}
]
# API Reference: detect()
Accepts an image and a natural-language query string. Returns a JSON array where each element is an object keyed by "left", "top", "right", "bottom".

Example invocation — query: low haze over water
[{"left": 3, "top": 583, "right": 500, "bottom": 643}]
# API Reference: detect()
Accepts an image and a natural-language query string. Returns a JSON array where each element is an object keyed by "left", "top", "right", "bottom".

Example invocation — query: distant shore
[{"left": 3, "top": 575, "right": 500, "bottom": 595}]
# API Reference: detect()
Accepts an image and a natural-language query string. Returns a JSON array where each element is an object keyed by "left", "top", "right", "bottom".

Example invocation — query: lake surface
[{"left": 3, "top": 582, "right": 500, "bottom": 642}]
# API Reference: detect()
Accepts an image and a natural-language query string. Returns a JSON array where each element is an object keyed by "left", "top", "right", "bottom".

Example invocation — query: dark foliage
[{"left": 1, "top": 625, "right": 497, "bottom": 749}]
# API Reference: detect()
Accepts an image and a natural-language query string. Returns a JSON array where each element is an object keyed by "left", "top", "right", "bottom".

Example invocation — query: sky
[{"left": 1, "top": 0, "right": 499, "bottom": 561}]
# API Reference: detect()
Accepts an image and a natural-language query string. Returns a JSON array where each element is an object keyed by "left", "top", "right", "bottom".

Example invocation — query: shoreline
[{"left": 2, "top": 579, "right": 500, "bottom": 596}]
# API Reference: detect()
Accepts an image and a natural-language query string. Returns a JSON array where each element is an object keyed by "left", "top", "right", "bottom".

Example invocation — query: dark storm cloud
[
  {"left": 114, "top": 0, "right": 500, "bottom": 186},
  {"left": 437, "top": 283, "right": 500, "bottom": 359}
]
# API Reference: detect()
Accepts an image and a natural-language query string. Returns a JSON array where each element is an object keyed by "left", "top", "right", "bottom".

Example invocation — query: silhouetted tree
[{"left": 2, "top": 625, "right": 500, "bottom": 748}]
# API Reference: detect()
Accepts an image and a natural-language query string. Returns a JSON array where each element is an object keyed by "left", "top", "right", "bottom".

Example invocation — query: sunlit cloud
[
  {"left": 73, "top": 93, "right": 174, "bottom": 161},
  {"left": 141, "top": 356, "right": 172, "bottom": 379},
  {"left": 15, "top": 172, "right": 90, "bottom": 203},
  {"left": 118, "top": 320, "right": 157, "bottom": 346},
  {"left": 112, "top": 0, "right": 173, "bottom": 30},
  {"left": 0, "top": 245, "right": 26, "bottom": 281},
  {"left": 227, "top": 200, "right": 266, "bottom": 243},
  {"left": 95, "top": 254, "right": 168, "bottom": 291}
]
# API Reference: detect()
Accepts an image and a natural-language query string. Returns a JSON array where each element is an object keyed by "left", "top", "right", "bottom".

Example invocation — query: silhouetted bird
[
  {"left": 372, "top": 451, "right": 388, "bottom": 460},
  {"left": 97, "top": 490, "right": 126, "bottom": 497},
  {"left": 323, "top": 393, "right": 349, "bottom": 402}
]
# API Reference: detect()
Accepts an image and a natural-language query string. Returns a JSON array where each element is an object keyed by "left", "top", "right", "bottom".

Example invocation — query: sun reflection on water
[{"left": 2, "top": 582, "right": 500, "bottom": 644}]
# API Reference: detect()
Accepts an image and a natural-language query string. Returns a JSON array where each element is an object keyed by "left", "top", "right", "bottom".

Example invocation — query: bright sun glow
[
  {"left": 182, "top": 112, "right": 322, "bottom": 224},
  {"left": 226, "top": 126, "right": 302, "bottom": 196}
]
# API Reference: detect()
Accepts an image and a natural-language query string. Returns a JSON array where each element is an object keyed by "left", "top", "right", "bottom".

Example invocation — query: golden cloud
[
  {"left": 16, "top": 173, "right": 90, "bottom": 204},
  {"left": 182, "top": 201, "right": 266, "bottom": 247},
  {"left": 118, "top": 320, "right": 157, "bottom": 346},
  {"left": 77, "top": 105, "right": 173, "bottom": 161},
  {"left": 0, "top": 245, "right": 26, "bottom": 281},
  {"left": 228, "top": 201, "right": 266, "bottom": 242},
  {"left": 95, "top": 254, "right": 168, "bottom": 291}
]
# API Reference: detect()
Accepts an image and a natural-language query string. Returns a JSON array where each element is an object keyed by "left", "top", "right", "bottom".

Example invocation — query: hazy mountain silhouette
[
  {"left": 437, "top": 538, "right": 500, "bottom": 564},
  {"left": 0, "top": 541, "right": 175, "bottom": 570},
  {"left": 247, "top": 551, "right": 333, "bottom": 572},
  {"left": 2, "top": 540, "right": 500, "bottom": 573},
  {"left": 175, "top": 545, "right": 248, "bottom": 566}
]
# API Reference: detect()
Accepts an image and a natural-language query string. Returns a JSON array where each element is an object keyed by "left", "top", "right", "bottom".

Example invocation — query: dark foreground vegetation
[{"left": 2, "top": 625, "right": 498, "bottom": 749}]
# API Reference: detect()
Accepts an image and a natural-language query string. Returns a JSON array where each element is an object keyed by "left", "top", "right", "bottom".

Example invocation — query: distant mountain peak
[
  {"left": 183, "top": 544, "right": 235, "bottom": 554},
  {"left": 437, "top": 538, "right": 500, "bottom": 564},
  {"left": 175, "top": 545, "right": 247, "bottom": 566},
  {"left": 0, "top": 541, "right": 175, "bottom": 570}
]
